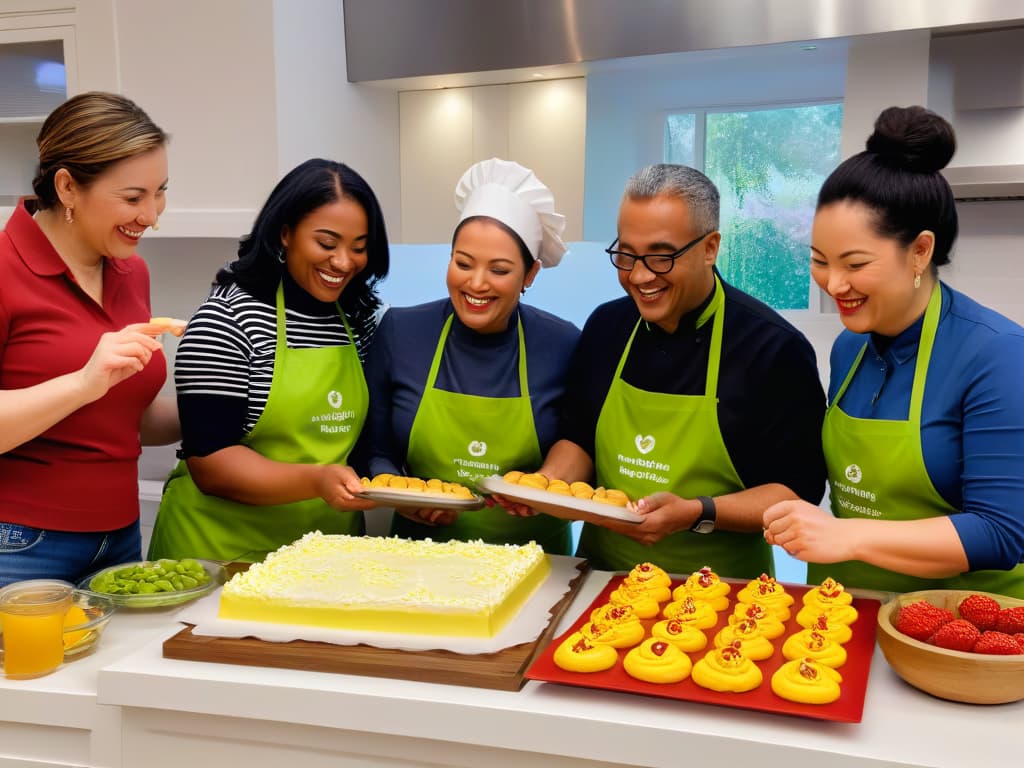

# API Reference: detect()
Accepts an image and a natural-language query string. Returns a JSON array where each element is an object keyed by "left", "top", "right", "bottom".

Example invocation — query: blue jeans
[{"left": 0, "top": 521, "right": 142, "bottom": 588}]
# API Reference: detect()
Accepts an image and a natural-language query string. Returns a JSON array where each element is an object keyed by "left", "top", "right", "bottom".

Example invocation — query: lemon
[{"left": 62, "top": 605, "right": 89, "bottom": 648}]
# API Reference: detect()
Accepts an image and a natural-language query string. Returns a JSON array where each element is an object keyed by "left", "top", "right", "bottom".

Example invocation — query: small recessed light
[
  {"left": 531, "top": 72, "right": 545, "bottom": 78},
  {"left": 800, "top": 44, "right": 818, "bottom": 51}
]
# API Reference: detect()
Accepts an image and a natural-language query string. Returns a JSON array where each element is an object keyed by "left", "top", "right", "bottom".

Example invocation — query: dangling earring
[
  {"left": 914, "top": 273, "right": 922, "bottom": 289},
  {"left": 151, "top": 219, "right": 160, "bottom": 232},
  {"left": 277, "top": 248, "right": 286, "bottom": 264},
  {"left": 64, "top": 206, "right": 74, "bottom": 224}
]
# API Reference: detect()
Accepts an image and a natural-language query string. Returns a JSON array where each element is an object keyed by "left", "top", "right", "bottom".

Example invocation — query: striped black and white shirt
[{"left": 175, "top": 275, "right": 377, "bottom": 458}]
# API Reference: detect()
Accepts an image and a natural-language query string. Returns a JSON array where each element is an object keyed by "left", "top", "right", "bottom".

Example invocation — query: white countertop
[{"left": 3, "top": 573, "right": 1020, "bottom": 768}]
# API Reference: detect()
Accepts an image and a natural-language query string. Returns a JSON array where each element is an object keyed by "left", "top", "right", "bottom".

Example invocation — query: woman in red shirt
[{"left": 0, "top": 92, "right": 179, "bottom": 586}]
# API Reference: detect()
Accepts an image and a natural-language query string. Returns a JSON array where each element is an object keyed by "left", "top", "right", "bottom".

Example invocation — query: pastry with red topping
[
  {"left": 672, "top": 566, "right": 731, "bottom": 611},
  {"left": 771, "top": 658, "right": 843, "bottom": 704},
  {"left": 730, "top": 602, "right": 786, "bottom": 640},
  {"left": 692, "top": 641, "right": 763, "bottom": 693},
  {"left": 623, "top": 638, "right": 693, "bottom": 684},
  {"left": 650, "top": 618, "right": 709, "bottom": 653},
  {"left": 553, "top": 632, "right": 619, "bottom": 672},
  {"left": 713, "top": 618, "right": 774, "bottom": 661},
  {"left": 782, "top": 628, "right": 848, "bottom": 668},
  {"left": 736, "top": 574, "right": 794, "bottom": 621},
  {"left": 580, "top": 619, "right": 645, "bottom": 649},
  {"left": 661, "top": 595, "right": 718, "bottom": 629}
]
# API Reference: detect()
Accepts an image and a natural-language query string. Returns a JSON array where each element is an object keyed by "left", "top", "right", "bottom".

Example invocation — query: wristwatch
[{"left": 690, "top": 495, "right": 716, "bottom": 534}]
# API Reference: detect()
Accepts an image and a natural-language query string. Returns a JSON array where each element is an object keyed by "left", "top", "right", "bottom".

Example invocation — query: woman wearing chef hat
[{"left": 363, "top": 158, "right": 579, "bottom": 553}]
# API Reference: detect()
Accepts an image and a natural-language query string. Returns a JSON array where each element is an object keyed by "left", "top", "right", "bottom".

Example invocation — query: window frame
[{"left": 662, "top": 98, "right": 844, "bottom": 316}]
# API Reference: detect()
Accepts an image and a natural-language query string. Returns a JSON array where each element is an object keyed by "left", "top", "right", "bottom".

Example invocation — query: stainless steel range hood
[{"left": 941, "top": 165, "right": 1024, "bottom": 201}]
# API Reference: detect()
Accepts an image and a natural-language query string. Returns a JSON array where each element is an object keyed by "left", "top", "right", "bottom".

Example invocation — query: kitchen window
[{"left": 664, "top": 103, "right": 843, "bottom": 310}]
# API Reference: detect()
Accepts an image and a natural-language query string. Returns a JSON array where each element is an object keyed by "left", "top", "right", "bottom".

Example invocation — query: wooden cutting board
[{"left": 162, "top": 561, "right": 587, "bottom": 691}]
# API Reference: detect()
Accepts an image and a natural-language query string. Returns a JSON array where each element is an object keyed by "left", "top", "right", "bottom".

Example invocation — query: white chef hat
[{"left": 454, "top": 158, "right": 567, "bottom": 268}]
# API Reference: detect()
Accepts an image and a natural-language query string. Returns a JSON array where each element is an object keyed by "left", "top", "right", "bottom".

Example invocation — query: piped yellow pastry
[
  {"left": 795, "top": 601, "right": 859, "bottom": 628},
  {"left": 650, "top": 618, "right": 709, "bottom": 653},
  {"left": 713, "top": 618, "right": 774, "bottom": 661},
  {"left": 798, "top": 611, "right": 853, "bottom": 645},
  {"left": 771, "top": 658, "right": 843, "bottom": 704},
  {"left": 782, "top": 629, "right": 848, "bottom": 668},
  {"left": 613, "top": 574, "right": 671, "bottom": 605},
  {"left": 736, "top": 574, "right": 794, "bottom": 621},
  {"left": 580, "top": 619, "right": 646, "bottom": 649},
  {"left": 730, "top": 602, "right": 786, "bottom": 640},
  {"left": 589, "top": 602, "right": 638, "bottom": 626},
  {"left": 802, "top": 577, "right": 854, "bottom": 610},
  {"left": 553, "top": 632, "right": 618, "bottom": 673},
  {"left": 623, "top": 562, "right": 672, "bottom": 591},
  {"left": 672, "top": 566, "right": 731, "bottom": 611},
  {"left": 692, "top": 641, "right": 763, "bottom": 693},
  {"left": 609, "top": 582, "right": 663, "bottom": 619},
  {"left": 662, "top": 595, "right": 718, "bottom": 629},
  {"left": 623, "top": 639, "right": 692, "bottom": 684}
]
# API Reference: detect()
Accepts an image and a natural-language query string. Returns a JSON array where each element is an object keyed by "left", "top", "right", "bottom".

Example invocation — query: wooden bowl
[{"left": 876, "top": 589, "right": 1024, "bottom": 704}]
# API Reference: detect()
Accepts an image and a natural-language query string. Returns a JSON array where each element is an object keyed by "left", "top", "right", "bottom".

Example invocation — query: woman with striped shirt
[{"left": 149, "top": 159, "right": 389, "bottom": 562}]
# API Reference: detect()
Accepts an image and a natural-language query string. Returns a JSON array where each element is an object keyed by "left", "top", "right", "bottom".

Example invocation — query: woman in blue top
[
  {"left": 764, "top": 106, "right": 1024, "bottom": 596},
  {"left": 363, "top": 158, "right": 580, "bottom": 553}
]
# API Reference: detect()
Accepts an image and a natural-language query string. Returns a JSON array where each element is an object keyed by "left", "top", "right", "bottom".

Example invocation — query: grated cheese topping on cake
[{"left": 218, "top": 532, "right": 550, "bottom": 637}]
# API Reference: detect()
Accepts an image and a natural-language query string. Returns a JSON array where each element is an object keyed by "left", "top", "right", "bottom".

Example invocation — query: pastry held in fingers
[{"left": 147, "top": 316, "right": 187, "bottom": 336}]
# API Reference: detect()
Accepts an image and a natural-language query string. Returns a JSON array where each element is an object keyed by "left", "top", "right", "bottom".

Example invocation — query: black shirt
[{"left": 561, "top": 278, "right": 827, "bottom": 503}]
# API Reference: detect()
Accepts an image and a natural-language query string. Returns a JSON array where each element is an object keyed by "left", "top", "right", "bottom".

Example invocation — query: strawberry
[
  {"left": 1015, "top": 633, "right": 1024, "bottom": 651},
  {"left": 958, "top": 594, "right": 1001, "bottom": 631},
  {"left": 994, "top": 605, "right": 1024, "bottom": 635},
  {"left": 973, "top": 631, "right": 1024, "bottom": 655},
  {"left": 929, "top": 619, "right": 980, "bottom": 652},
  {"left": 894, "top": 600, "right": 954, "bottom": 642}
]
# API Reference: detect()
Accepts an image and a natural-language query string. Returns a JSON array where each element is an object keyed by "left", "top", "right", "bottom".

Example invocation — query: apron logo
[
  {"left": 845, "top": 464, "right": 863, "bottom": 484},
  {"left": 635, "top": 434, "right": 655, "bottom": 454},
  {"left": 468, "top": 440, "right": 487, "bottom": 457},
  {"left": 327, "top": 390, "right": 343, "bottom": 409}
]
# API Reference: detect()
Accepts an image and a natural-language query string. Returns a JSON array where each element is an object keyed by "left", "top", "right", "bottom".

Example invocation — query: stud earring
[
  {"left": 152, "top": 219, "right": 160, "bottom": 232},
  {"left": 64, "top": 206, "right": 74, "bottom": 224},
  {"left": 914, "top": 273, "right": 921, "bottom": 289}
]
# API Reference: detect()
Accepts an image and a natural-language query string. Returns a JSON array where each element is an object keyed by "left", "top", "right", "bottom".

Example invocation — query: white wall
[
  {"left": 272, "top": 0, "right": 401, "bottom": 235},
  {"left": 582, "top": 42, "right": 848, "bottom": 241},
  {"left": 399, "top": 78, "right": 586, "bottom": 243}
]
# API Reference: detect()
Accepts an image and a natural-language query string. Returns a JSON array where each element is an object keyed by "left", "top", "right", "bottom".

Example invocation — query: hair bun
[{"left": 865, "top": 106, "right": 956, "bottom": 173}]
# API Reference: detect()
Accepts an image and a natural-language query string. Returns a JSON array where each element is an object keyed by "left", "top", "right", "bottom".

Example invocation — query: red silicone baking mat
[{"left": 526, "top": 575, "right": 881, "bottom": 723}]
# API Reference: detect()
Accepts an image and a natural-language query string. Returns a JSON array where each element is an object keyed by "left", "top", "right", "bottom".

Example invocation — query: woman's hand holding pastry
[
  {"left": 77, "top": 326, "right": 164, "bottom": 402},
  {"left": 317, "top": 464, "right": 376, "bottom": 511},
  {"left": 763, "top": 500, "right": 850, "bottom": 562}
]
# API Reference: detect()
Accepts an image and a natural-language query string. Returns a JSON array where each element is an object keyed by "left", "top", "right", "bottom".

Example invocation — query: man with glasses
[{"left": 512, "top": 164, "right": 826, "bottom": 578}]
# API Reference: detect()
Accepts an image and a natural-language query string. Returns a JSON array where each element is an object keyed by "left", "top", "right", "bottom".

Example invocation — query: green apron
[
  {"left": 148, "top": 283, "right": 368, "bottom": 563},
  {"left": 580, "top": 276, "right": 772, "bottom": 577},
  {"left": 811, "top": 281, "right": 1024, "bottom": 596},
  {"left": 389, "top": 314, "right": 571, "bottom": 554}
]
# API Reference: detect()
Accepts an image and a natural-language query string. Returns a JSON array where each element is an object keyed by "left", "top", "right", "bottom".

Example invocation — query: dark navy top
[
  {"left": 363, "top": 299, "right": 580, "bottom": 476},
  {"left": 561, "top": 278, "right": 827, "bottom": 504},
  {"left": 831, "top": 282, "right": 1024, "bottom": 571}
]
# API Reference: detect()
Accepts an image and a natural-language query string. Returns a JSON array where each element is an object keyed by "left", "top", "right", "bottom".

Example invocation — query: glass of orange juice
[{"left": 0, "top": 579, "right": 73, "bottom": 679}]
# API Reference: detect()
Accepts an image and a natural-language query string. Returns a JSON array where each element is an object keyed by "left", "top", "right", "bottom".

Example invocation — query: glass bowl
[
  {"left": 78, "top": 558, "right": 227, "bottom": 609},
  {"left": 63, "top": 589, "right": 117, "bottom": 658}
]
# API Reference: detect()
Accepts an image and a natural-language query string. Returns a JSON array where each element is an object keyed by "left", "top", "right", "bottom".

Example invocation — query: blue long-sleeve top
[
  {"left": 362, "top": 299, "right": 580, "bottom": 478},
  {"left": 830, "top": 282, "right": 1024, "bottom": 571}
]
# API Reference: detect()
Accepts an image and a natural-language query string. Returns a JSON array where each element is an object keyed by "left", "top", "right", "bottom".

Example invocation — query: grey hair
[{"left": 623, "top": 164, "right": 720, "bottom": 233}]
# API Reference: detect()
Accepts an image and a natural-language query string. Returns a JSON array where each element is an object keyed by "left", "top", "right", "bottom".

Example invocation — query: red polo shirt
[{"left": 0, "top": 201, "right": 165, "bottom": 531}]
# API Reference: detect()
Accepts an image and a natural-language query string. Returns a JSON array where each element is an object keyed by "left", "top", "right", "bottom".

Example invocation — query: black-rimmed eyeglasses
[{"left": 606, "top": 231, "right": 713, "bottom": 275}]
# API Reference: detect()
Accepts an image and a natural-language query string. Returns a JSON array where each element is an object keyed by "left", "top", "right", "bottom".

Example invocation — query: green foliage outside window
[{"left": 665, "top": 104, "right": 843, "bottom": 310}]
